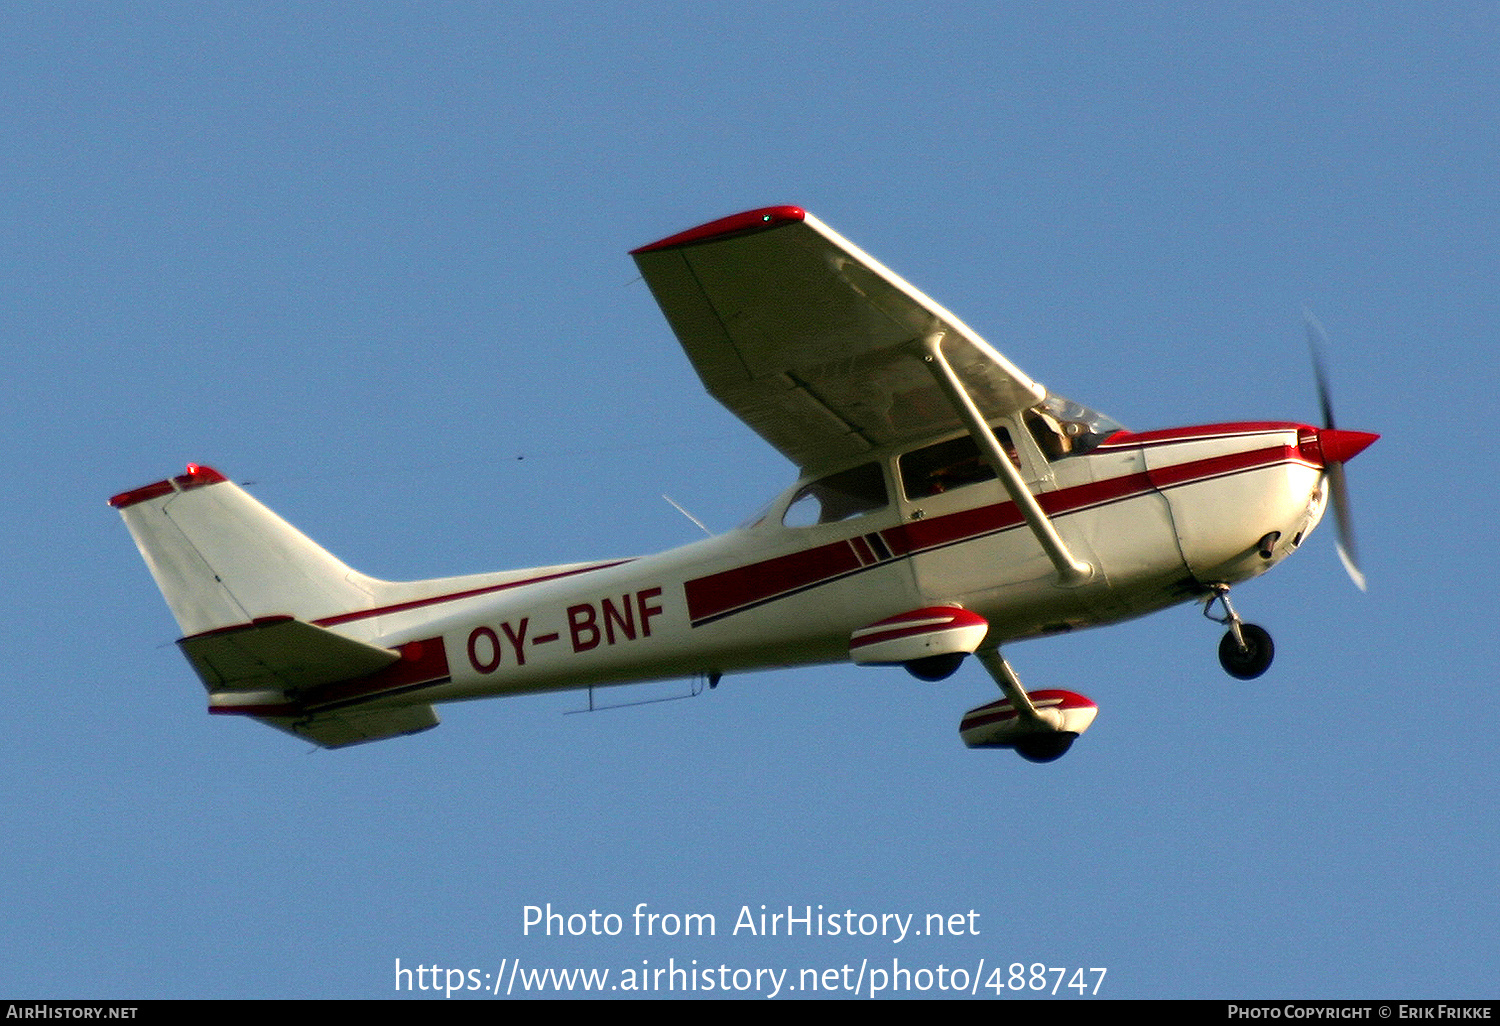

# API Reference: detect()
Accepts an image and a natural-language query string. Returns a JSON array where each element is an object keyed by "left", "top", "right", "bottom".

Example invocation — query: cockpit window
[
  {"left": 897, "top": 397, "right": 1125, "bottom": 498},
  {"left": 783, "top": 462, "right": 888, "bottom": 527},
  {"left": 1024, "top": 395, "right": 1126, "bottom": 461},
  {"left": 900, "top": 428, "right": 1017, "bottom": 500}
]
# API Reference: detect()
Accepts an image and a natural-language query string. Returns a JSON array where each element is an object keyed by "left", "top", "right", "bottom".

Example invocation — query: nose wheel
[
  {"left": 1217, "top": 623, "right": 1274, "bottom": 679},
  {"left": 1205, "top": 584, "right": 1274, "bottom": 680}
]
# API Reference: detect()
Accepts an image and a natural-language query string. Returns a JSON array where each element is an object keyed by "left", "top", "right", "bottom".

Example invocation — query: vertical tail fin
[{"left": 109, "top": 465, "right": 383, "bottom": 637}]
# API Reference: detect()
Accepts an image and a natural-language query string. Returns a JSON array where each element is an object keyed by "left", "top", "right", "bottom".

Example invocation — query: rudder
[{"left": 110, "top": 464, "right": 383, "bottom": 637}]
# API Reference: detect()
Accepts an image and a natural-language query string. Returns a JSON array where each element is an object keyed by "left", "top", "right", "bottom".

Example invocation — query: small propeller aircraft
[{"left": 111, "top": 206, "right": 1377, "bottom": 761}]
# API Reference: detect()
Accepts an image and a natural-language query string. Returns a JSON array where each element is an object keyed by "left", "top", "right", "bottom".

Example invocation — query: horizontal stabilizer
[
  {"left": 195, "top": 620, "right": 452, "bottom": 749},
  {"left": 179, "top": 616, "right": 399, "bottom": 691},
  {"left": 258, "top": 704, "right": 440, "bottom": 749}
]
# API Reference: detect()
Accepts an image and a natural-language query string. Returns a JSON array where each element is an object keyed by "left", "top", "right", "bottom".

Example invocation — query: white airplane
[{"left": 110, "top": 206, "right": 1377, "bottom": 761}]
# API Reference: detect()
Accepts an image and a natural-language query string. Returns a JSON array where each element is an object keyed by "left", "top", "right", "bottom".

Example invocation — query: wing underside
[{"left": 632, "top": 207, "right": 1044, "bottom": 473}]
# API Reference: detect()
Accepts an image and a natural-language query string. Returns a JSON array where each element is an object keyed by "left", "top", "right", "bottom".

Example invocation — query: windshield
[{"left": 1025, "top": 395, "right": 1126, "bottom": 460}]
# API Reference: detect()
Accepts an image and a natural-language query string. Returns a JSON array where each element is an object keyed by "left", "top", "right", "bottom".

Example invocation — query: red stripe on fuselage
[
  {"left": 310, "top": 560, "right": 636, "bottom": 628},
  {"left": 684, "top": 537, "right": 866, "bottom": 627},
  {"left": 685, "top": 436, "right": 1302, "bottom": 626},
  {"left": 897, "top": 466, "right": 1161, "bottom": 558},
  {"left": 1099, "top": 422, "right": 1308, "bottom": 450},
  {"left": 1146, "top": 442, "right": 1314, "bottom": 492}
]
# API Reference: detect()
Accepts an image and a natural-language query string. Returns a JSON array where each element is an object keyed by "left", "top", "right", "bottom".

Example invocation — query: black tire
[
  {"left": 1218, "top": 623, "right": 1274, "bottom": 680},
  {"left": 904, "top": 653, "right": 966, "bottom": 681},
  {"left": 1015, "top": 732, "right": 1077, "bottom": 763}
]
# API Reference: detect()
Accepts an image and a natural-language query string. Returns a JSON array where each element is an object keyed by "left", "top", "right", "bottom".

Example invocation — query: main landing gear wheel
[
  {"left": 1014, "top": 732, "right": 1078, "bottom": 763},
  {"left": 1218, "top": 623, "right": 1274, "bottom": 680},
  {"left": 905, "top": 653, "right": 966, "bottom": 681},
  {"left": 961, "top": 651, "right": 1099, "bottom": 762}
]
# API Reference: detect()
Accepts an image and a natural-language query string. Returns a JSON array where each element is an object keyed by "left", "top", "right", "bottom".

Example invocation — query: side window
[
  {"left": 783, "top": 463, "right": 888, "bottom": 527},
  {"left": 899, "top": 429, "right": 1017, "bottom": 500}
]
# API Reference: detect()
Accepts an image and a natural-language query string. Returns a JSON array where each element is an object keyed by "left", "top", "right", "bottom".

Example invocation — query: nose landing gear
[{"left": 1205, "top": 584, "right": 1274, "bottom": 680}]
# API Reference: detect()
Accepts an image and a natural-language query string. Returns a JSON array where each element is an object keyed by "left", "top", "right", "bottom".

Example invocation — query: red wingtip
[{"left": 630, "top": 206, "right": 806, "bottom": 254}]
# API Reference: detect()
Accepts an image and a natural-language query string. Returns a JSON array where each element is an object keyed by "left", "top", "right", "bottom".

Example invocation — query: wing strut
[
  {"left": 920, "top": 333, "right": 1092, "bottom": 585},
  {"left": 975, "top": 648, "right": 1045, "bottom": 724}
]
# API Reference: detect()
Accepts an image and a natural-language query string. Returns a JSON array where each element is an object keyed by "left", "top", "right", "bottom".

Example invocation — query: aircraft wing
[{"left": 632, "top": 207, "right": 1045, "bottom": 473}]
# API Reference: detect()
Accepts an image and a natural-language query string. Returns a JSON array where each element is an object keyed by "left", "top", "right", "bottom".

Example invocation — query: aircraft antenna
[{"left": 662, "top": 494, "right": 713, "bottom": 536}]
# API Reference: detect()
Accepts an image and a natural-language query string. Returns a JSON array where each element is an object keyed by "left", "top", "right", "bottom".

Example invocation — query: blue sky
[{"left": 4, "top": 2, "right": 1496, "bottom": 999}]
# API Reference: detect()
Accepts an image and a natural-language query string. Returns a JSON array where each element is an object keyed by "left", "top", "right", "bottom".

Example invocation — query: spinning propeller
[{"left": 1303, "top": 310, "right": 1379, "bottom": 590}]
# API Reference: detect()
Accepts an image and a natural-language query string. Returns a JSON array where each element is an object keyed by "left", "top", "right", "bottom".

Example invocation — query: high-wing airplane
[{"left": 110, "top": 206, "right": 1377, "bottom": 761}]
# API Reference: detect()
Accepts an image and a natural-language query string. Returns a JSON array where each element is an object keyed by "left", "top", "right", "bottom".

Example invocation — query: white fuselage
[{"left": 310, "top": 419, "right": 1327, "bottom": 715}]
